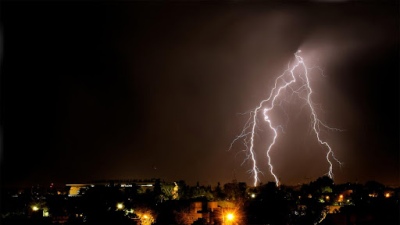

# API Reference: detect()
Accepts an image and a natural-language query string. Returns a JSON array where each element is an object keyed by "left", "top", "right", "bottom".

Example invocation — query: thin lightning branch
[
  {"left": 231, "top": 50, "right": 342, "bottom": 187},
  {"left": 300, "top": 53, "right": 342, "bottom": 178}
]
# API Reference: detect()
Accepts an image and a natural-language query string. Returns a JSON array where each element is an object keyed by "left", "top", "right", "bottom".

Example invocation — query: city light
[
  {"left": 222, "top": 211, "right": 236, "bottom": 225},
  {"left": 369, "top": 193, "right": 378, "bottom": 198},
  {"left": 139, "top": 213, "right": 155, "bottom": 225},
  {"left": 117, "top": 203, "right": 124, "bottom": 210},
  {"left": 32, "top": 206, "right": 39, "bottom": 211},
  {"left": 43, "top": 210, "right": 49, "bottom": 217},
  {"left": 338, "top": 194, "right": 344, "bottom": 202},
  {"left": 226, "top": 213, "right": 234, "bottom": 221}
]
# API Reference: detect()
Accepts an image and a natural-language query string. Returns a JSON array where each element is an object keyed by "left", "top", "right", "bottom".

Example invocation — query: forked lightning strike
[{"left": 231, "top": 50, "right": 342, "bottom": 187}]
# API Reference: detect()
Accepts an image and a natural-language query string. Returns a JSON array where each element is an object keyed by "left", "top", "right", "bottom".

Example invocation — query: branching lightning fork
[{"left": 230, "top": 50, "right": 342, "bottom": 187}]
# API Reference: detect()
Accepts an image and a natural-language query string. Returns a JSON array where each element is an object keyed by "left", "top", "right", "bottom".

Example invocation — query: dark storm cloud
[
  {"left": 1, "top": 1, "right": 398, "bottom": 187},
  {"left": 113, "top": 4, "right": 314, "bottom": 185},
  {"left": 0, "top": 23, "right": 3, "bottom": 164},
  {"left": 112, "top": 2, "right": 398, "bottom": 186}
]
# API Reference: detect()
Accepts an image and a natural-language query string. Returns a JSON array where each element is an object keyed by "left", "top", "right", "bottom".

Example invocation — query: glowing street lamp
[
  {"left": 338, "top": 194, "right": 344, "bottom": 202},
  {"left": 32, "top": 205, "right": 39, "bottom": 211},
  {"left": 116, "top": 203, "right": 124, "bottom": 210},
  {"left": 226, "top": 213, "right": 234, "bottom": 221},
  {"left": 223, "top": 212, "right": 235, "bottom": 225}
]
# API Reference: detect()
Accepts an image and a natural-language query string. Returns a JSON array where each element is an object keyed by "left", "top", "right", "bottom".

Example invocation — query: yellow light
[
  {"left": 32, "top": 206, "right": 39, "bottom": 211},
  {"left": 339, "top": 194, "right": 343, "bottom": 199},
  {"left": 369, "top": 193, "right": 377, "bottom": 197},
  {"left": 325, "top": 196, "right": 330, "bottom": 201},
  {"left": 143, "top": 214, "right": 149, "bottom": 219},
  {"left": 385, "top": 193, "right": 390, "bottom": 198},
  {"left": 126, "top": 209, "right": 134, "bottom": 214},
  {"left": 226, "top": 213, "right": 234, "bottom": 221},
  {"left": 251, "top": 193, "right": 256, "bottom": 198},
  {"left": 117, "top": 203, "right": 124, "bottom": 210}
]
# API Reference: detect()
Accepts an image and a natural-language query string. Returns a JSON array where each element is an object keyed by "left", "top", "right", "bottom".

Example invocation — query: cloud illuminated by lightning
[{"left": 231, "top": 50, "right": 342, "bottom": 187}]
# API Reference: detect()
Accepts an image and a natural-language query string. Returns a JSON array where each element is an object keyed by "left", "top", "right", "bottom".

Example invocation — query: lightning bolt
[{"left": 231, "top": 50, "right": 342, "bottom": 187}]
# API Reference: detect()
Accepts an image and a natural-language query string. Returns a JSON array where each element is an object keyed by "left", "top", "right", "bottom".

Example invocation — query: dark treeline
[{"left": 1, "top": 177, "right": 399, "bottom": 225}]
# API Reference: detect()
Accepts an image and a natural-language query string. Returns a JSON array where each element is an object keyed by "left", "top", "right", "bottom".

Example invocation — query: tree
[
  {"left": 135, "top": 206, "right": 157, "bottom": 225},
  {"left": 310, "top": 176, "right": 334, "bottom": 194},
  {"left": 213, "top": 182, "right": 226, "bottom": 201}
]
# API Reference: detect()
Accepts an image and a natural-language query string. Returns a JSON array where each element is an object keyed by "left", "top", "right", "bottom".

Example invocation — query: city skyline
[{"left": 1, "top": 1, "right": 399, "bottom": 188}]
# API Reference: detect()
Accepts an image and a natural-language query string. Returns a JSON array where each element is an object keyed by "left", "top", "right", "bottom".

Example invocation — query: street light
[
  {"left": 223, "top": 212, "right": 235, "bottom": 225},
  {"left": 226, "top": 213, "right": 234, "bottom": 221},
  {"left": 116, "top": 203, "right": 124, "bottom": 210},
  {"left": 338, "top": 194, "right": 344, "bottom": 202}
]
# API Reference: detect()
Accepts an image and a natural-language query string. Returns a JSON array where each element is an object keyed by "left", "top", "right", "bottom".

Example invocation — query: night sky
[{"left": 1, "top": 1, "right": 398, "bottom": 187}]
